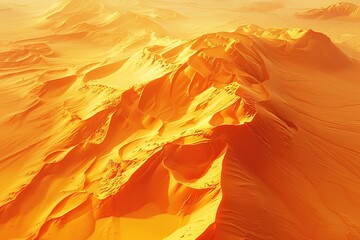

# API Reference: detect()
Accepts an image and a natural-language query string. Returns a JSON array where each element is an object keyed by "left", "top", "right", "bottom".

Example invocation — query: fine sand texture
[{"left": 1, "top": 1, "right": 360, "bottom": 239}]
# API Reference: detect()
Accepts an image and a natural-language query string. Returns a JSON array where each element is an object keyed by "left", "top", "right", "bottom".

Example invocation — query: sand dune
[
  {"left": 0, "top": 43, "right": 53, "bottom": 69},
  {"left": 296, "top": 2, "right": 360, "bottom": 20},
  {"left": 38, "top": 0, "right": 169, "bottom": 45},
  {"left": 1, "top": 1, "right": 360, "bottom": 240}
]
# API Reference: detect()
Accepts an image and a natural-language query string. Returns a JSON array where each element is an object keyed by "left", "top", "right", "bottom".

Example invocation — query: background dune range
[{"left": 1, "top": 0, "right": 360, "bottom": 239}]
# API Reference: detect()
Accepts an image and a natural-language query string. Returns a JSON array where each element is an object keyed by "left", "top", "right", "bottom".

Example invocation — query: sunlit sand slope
[{"left": 1, "top": 1, "right": 360, "bottom": 240}]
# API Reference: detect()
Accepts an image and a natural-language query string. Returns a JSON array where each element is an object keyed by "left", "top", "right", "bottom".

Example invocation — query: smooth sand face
[{"left": 0, "top": 1, "right": 360, "bottom": 239}]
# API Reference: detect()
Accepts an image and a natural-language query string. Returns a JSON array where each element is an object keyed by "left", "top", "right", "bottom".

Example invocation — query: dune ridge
[
  {"left": 0, "top": 24, "right": 273, "bottom": 239},
  {"left": 37, "top": 0, "right": 171, "bottom": 45},
  {"left": 296, "top": 2, "right": 360, "bottom": 20},
  {"left": 1, "top": 1, "right": 360, "bottom": 240}
]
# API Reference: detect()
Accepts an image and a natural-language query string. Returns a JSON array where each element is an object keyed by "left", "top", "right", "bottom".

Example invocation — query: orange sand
[{"left": 1, "top": 1, "right": 360, "bottom": 239}]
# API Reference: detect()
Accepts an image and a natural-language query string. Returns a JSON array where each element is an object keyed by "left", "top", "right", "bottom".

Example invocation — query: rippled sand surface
[{"left": 1, "top": 1, "right": 360, "bottom": 239}]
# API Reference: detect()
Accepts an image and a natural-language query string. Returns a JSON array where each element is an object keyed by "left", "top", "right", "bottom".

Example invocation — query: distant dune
[
  {"left": 38, "top": 0, "right": 168, "bottom": 44},
  {"left": 296, "top": 2, "right": 360, "bottom": 20}
]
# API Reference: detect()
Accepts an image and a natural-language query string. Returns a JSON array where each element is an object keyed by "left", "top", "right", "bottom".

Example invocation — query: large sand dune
[
  {"left": 296, "top": 2, "right": 360, "bottom": 20},
  {"left": 1, "top": 0, "right": 360, "bottom": 239}
]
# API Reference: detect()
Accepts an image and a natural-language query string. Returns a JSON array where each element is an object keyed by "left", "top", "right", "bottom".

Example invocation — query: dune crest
[
  {"left": 296, "top": 2, "right": 360, "bottom": 20},
  {"left": 1, "top": 1, "right": 360, "bottom": 240},
  {"left": 0, "top": 25, "right": 273, "bottom": 239},
  {"left": 36, "top": 0, "right": 168, "bottom": 45}
]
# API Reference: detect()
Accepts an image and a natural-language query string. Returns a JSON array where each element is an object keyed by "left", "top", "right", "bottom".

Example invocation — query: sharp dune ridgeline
[
  {"left": 296, "top": 2, "right": 360, "bottom": 20},
  {"left": 1, "top": 0, "right": 360, "bottom": 239}
]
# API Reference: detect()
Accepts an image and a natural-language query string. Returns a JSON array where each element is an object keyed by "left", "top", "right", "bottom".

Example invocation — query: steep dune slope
[
  {"left": 0, "top": 23, "right": 270, "bottom": 239},
  {"left": 201, "top": 26, "right": 360, "bottom": 240}
]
